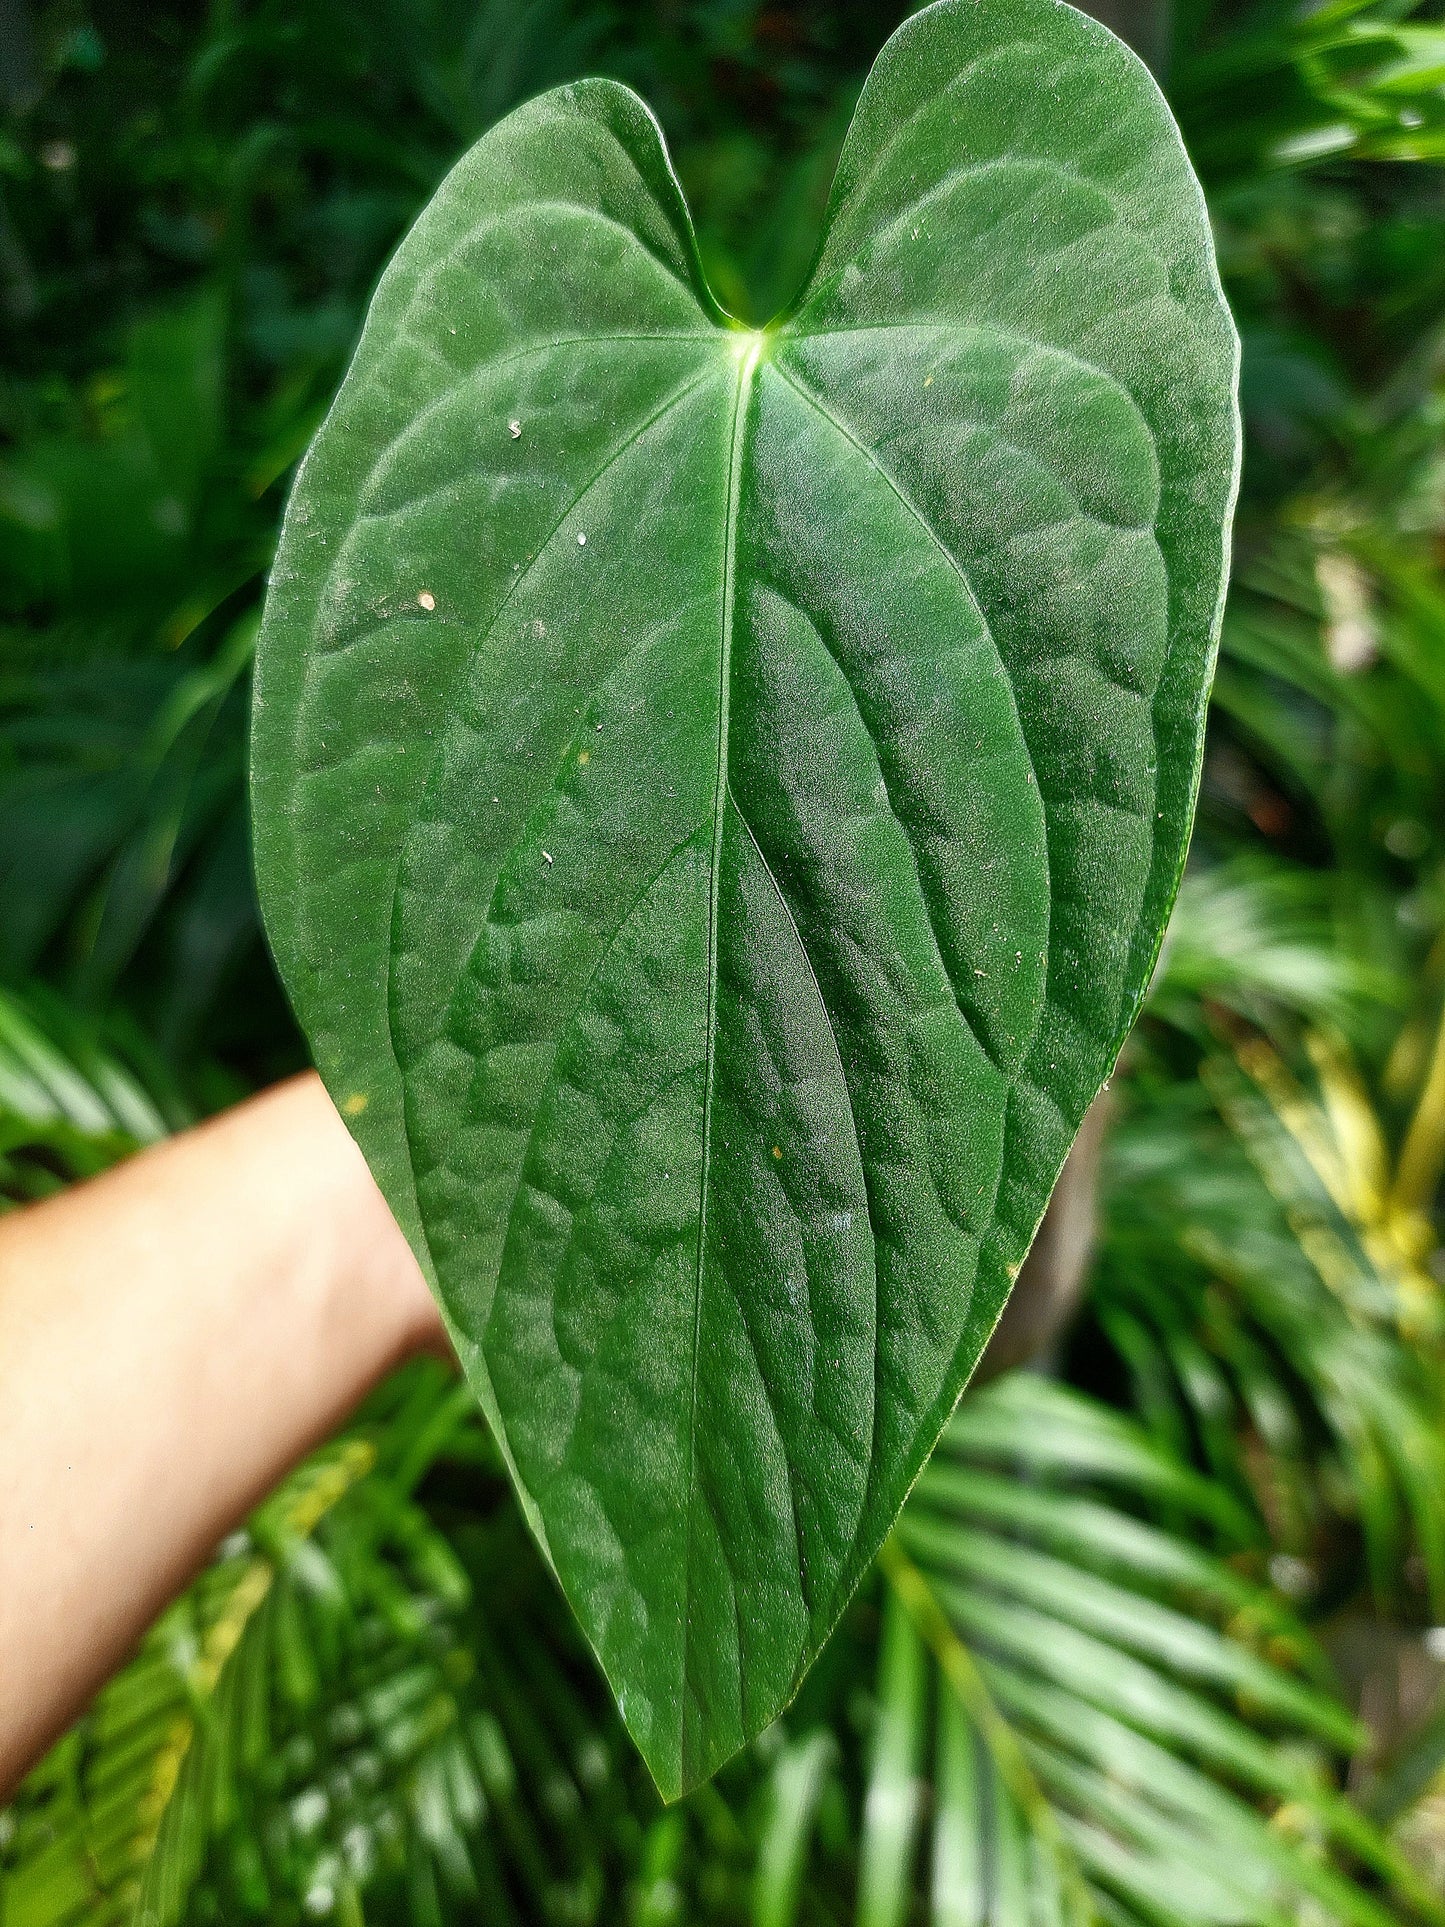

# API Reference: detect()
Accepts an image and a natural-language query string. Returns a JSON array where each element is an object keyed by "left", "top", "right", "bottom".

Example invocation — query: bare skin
[{"left": 0, "top": 1072, "right": 446, "bottom": 1798}]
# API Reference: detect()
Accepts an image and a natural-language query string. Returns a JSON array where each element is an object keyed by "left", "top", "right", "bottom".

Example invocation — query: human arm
[{"left": 0, "top": 1071, "right": 446, "bottom": 1797}]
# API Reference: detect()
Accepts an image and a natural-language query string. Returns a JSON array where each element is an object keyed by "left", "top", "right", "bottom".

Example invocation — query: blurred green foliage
[{"left": 2, "top": 0, "right": 1445, "bottom": 1921}]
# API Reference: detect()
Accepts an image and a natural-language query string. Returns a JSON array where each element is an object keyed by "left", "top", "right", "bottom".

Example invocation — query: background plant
[{"left": 2, "top": 0, "right": 1445, "bottom": 1921}]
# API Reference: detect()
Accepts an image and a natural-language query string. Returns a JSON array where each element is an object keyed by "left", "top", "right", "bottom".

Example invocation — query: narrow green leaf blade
[{"left": 857, "top": 1590, "right": 929, "bottom": 1927}]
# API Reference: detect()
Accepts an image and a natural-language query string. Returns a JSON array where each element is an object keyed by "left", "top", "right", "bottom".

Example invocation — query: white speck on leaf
[
  {"left": 509, "top": 420, "right": 521, "bottom": 438},
  {"left": 577, "top": 532, "right": 587, "bottom": 546},
  {"left": 416, "top": 590, "right": 435, "bottom": 611},
  {"left": 542, "top": 850, "right": 554, "bottom": 865}
]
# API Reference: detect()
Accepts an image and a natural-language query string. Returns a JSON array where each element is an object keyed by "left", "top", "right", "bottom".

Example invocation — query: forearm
[{"left": 0, "top": 1072, "right": 444, "bottom": 1797}]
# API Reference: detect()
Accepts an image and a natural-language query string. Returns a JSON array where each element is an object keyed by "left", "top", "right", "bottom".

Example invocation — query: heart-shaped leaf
[{"left": 252, "top": 0, "right": 1238, "bottom": 1798}]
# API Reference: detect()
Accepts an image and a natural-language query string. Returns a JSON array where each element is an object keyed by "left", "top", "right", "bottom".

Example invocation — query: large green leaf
[{"left": 251, "top": 0, "right": 1239, "bottom": 1797}]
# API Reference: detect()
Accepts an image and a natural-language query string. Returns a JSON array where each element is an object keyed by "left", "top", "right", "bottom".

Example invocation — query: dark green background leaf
[{"left": 252, "top": 0, "right": 1238, "bottom": 1798}]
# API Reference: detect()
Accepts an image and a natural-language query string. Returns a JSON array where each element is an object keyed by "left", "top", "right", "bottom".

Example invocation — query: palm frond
[
  {"left": 0, "top": 982, "right": 184, "bottom": 1205},
  {"left": 870, "top": 1376, "right": 1440, "bottom": 1927},
  {"left": 1156, "top": 857, "right": 1398, "bottom": 1029},
  {"left": 1092, "top": 1021, "right": 1445, "bottom": 1615},
  {"left": 7, "top": 1367, "right": 1422, "bottom": 1927}
]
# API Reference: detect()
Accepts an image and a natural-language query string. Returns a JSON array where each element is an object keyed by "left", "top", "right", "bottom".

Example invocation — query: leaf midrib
[{"left": 681, "top": 333, "right": 763, "bottom": 1763}]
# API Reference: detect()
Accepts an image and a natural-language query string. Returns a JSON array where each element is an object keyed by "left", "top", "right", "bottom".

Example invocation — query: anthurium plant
[{"left": 251, "top": 0, "right": 1239, "bottom": 1798}]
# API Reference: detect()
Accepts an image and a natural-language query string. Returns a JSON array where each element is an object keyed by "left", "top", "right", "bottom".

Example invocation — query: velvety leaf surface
[{"left": 251, "top": 0, "right": 1239, "bottom": 1798}]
